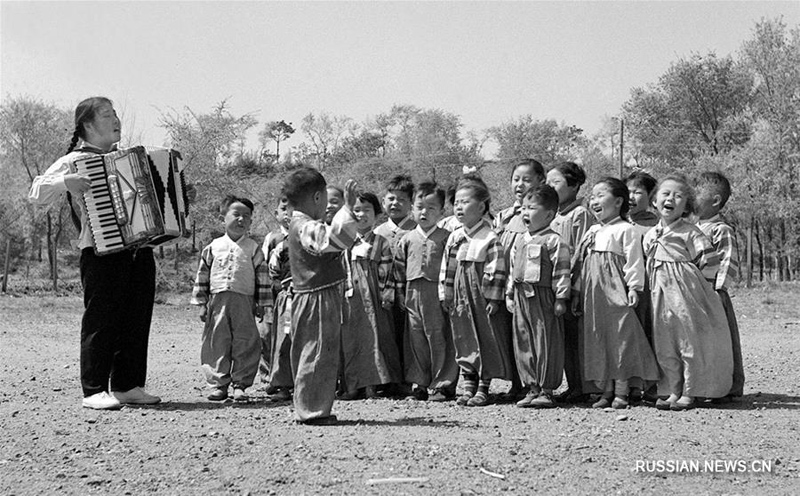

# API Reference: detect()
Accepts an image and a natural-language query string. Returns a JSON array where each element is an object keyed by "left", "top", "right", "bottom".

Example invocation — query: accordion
[{"left": 70, "top": 146, "right": 190, "bottom": 255}]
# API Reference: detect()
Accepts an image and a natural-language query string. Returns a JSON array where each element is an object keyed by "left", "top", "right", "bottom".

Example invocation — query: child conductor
[{"left": 283, "top": 169, "right": 360, "bottom": 425}]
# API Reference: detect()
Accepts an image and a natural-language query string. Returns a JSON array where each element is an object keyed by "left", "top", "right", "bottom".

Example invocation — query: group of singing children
[{"left": 189, "top": 159, "right": 744, "bottom": 424}]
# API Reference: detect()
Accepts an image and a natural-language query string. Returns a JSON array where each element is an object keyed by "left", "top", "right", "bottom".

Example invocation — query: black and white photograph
[{"left": 1, "top": 1, "right": 799, "bottom": 494}]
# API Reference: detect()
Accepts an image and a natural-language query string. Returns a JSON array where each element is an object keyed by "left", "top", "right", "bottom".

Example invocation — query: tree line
[{"left": 0, "top": 17, "right": 797, "bottom": 291}]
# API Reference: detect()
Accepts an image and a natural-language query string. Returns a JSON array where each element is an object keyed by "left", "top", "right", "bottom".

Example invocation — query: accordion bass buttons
[{"left": 106, "top": 174, "right": 130, "bottom": 226}]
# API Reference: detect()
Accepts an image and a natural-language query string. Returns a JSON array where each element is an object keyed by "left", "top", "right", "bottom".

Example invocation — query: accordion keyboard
[{"left": 74, "top": 155, "right": 125, "bottom": 252}]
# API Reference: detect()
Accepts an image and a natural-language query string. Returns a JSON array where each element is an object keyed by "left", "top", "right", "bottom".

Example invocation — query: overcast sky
[{"left": 2, "top": 1, "right": 799, "bottom": 157}]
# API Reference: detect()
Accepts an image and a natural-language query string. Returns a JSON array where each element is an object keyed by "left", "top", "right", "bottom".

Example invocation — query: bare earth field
[{"left": 1, "top": 284, "right": 798, "bottom": 495}]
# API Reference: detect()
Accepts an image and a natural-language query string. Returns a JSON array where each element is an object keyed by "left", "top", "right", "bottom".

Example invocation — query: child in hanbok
[
  {"left": 547, "top": 162, "right": 595, "bottom": 403},
  {"left": 339, "top": 193, "right": 402, "bottom": 400},
  {"left": 494, "top": 159, "right": 546, "bottom": 401},
  {"left": 506, "top": 185, "right": 570, "bottom": 408},
  {"left": 576, "top": 178, "right": 659, "bottom": 409},
  {"left": 439, "top": 176, "right": 513, "bottom": 407},
  {"left": 395, "top": 182, "right": 458, "bottom": 401},
  {"left": 643, "top": 175, "right": 733, "bottom": 411},
  {"left": 695, "top": 171, "right": 744, "bottom": 401}
]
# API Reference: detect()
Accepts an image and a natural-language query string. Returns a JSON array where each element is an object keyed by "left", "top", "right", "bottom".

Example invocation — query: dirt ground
[{"left": 1, "top": 283, "right": 798, "bottom": 495}]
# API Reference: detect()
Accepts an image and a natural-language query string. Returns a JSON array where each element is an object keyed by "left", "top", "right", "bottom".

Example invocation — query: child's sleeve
[
  {"left": 570, "top": 208, "right": 594, "bottom": 259},
  {"left": 297, "top": 207, "right": 359, "bottom": 255},
  {"left": 377, "top": 237, "right": 395, "bottom": 304},
  {"left": 253, "top": 249, "right": 273, "bottom": 309},
  {"left": 691, "top": 230, "right": 721, "bottom": 283},
  {"left": 482, "top": 238, "right": 507, "bottom": 302},
  {"left": 621, "top": 227, "right": 645, "bottom": 292},
  {"left": 505, "top": 240, "right": 517, "bottom": 299},
  {"left": 713, "top": 224, "right": 739, "bottom": 291},
  {"left": 393, "top": 237, "right": 408, "bottom": 303},
  {"left": 551, "top": 236, "right": 571, "bottom": 301},
  {"left": 190, "top": 245, "right": 214, "bottom": 305},
  {"left": 438, "top": 233, "right": 458, "bottom": 303},
  {"left": 571, "top": 228, "right": 593, "bottom": 295}
]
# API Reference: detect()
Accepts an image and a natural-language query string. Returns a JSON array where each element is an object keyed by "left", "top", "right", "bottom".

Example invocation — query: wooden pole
[
  {"left": 2, "top": 238, "right": 11, "bottom": 293},
  {"left": 746, "top": 215, "right": 753, "bottom": 287},
  {"left": 618, "top": 118, "right": 624, "bottom": 179}
]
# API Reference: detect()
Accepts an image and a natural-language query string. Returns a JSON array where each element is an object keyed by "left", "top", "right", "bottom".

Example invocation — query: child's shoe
[
  {"left": 427, "top": 389, "right": 451, "bottom": 402},
  {"left": 529, "top": 392, "right": 556, "bottom": 409},
  {"left": 466, "top": 391, "right": 490, "bottom": 407},
  {"left": 406, "top": 384, "right": 428, "bottom": 401},
  {"left": 337, "top": 389, "right": 364, "bottom": 401},
  {"left": 456, "top": 392, "right": 474, "bottom": 406},
  {"left": 232, "top": 387, "right": 248, "bottom": 402},
  {"left": 670, "top": 396, "right": 696, "bottom": 411},
  {"left": 268, "top": 387, "right": 292, "bottom": 402},
  {"left": 516, "top": 391, "right": 539, "bottom": 408},
  {"left": 592, "top": 395, "right": 612, "bottom": 409},
  {"left": 365, "top": 386, "right": 380, "bottom": 399},
  {"left": 207, "top": 387, "right": 228, "bottom": 401},
  {"left": 611, "top": 396, "right": 629, "bottom": 409}
]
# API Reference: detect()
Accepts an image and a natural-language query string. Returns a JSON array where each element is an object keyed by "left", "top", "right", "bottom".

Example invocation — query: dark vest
[{"left": 288, "top": 218, "right": 346, "bottom": 293}]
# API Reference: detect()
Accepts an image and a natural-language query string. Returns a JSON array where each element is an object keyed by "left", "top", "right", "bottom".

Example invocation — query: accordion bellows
[{"left": 71, "top": 146, "right": 190, "bottom": 255}]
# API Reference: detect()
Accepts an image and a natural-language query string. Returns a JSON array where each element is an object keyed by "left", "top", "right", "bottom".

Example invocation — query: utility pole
[{"left": 618, "top": 118, "right": 624, "bottom": 179}]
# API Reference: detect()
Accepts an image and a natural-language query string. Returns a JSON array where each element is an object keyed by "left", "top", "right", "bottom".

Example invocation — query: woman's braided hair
[{"left": 65, "top": 97, "right": 113, "bottom": 230}]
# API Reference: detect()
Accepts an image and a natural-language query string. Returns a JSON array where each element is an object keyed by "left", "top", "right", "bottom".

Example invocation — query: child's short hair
[
  {"left": 595, "top": 176, "right": 630, "bottom": 219},
  {"left": 282, "top": 168, "right": 327, "bottom": 207},
  {"left": 446, "top": 184, "right": 457, "bottom": 206},
  {"left": 357, "top": 192, "right": 383, "bottom": 215},
  {"left": 386, "top": 174, "right": 415, "bottom": 199},
  {"left": 456, "top": 173, "right": 491, "bottom": 214},
  {"left": 221, "top": 195, "right": 254, "bottom": 214},
  {"left": 522, "top": 184, "right": 559, "bottom": 213},
  {"left": 626, "top": 170, "right": 658, "bottom": 195},
  {"left": 327, "top": 185, "right": 344, "bottom": 198},
  {"left": 551, "top": 161, "right": 587, "bottom": 188},
  {"left": 697, "top": 171, "right": 732, "bottom": 209},
  {"left": 511, "top": 158, "right": 546, "bottom": 183},
  {"left": 415, "top": 180, "right": 446, "bottom": 209},
  {"left": 658, "top": 174, "right": 696, "bottom": 217}
]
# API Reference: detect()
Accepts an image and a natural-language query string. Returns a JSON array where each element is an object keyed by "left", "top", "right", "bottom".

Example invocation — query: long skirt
[
  {"left": 450, "top": 262, "right": 513, "bottom": 381},
  {"left": 268, "top": 289, "right": 293, "bottom": 388},
  {"left": 512, "top": 284, "right": 564, "bottom": 390},
  {"left": 582, "top": 252, "right": 659, "bottom": 387},
  {"left": 719, "top": 289, "right": 745, "bottom": 397},
  {"left": 404, "top": 279, "right": 458, "bottom": 389},
  {"left": 291, "top": 284, "right": 345, "bottom": 421},
  {"left": 651, "top": 262, "right": 733, "bottom": 398},
  {"left": 340, "top": 261, "right": 402, "bottom": 390}
]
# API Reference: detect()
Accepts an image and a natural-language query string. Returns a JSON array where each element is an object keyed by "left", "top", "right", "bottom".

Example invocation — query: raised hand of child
[
  {"left": 554, "top": 299, "right": 567, "bottom": 317},
  {"left": 486, "top": 301, "right": 499, "bottom": 315},
  {"left": 344, "top": 179, "right": 359, "bottom": 209},
  {"left": 627, "top": 289, "right": 639, "bottom": 308}
]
